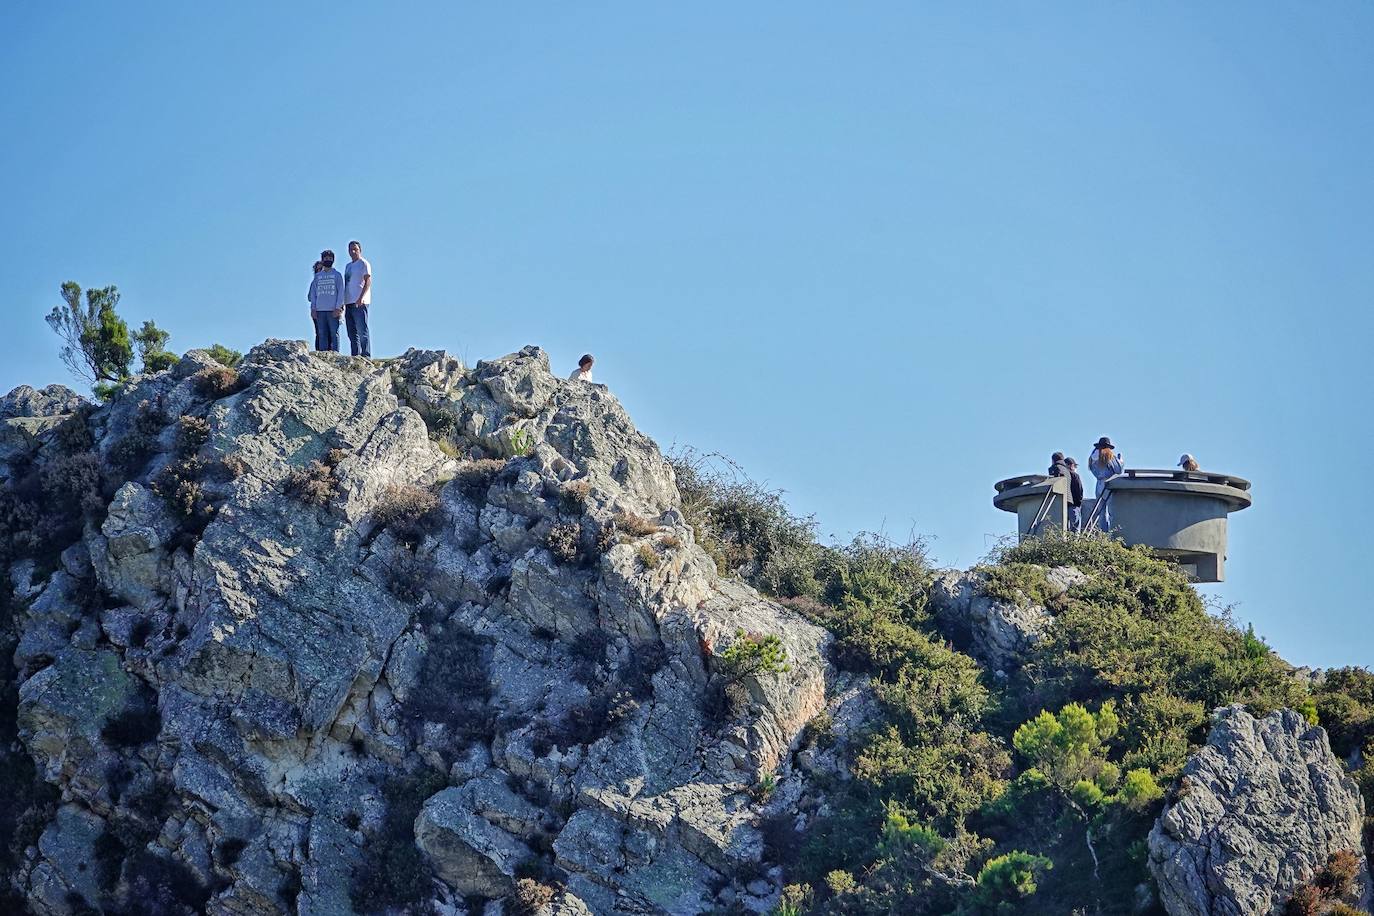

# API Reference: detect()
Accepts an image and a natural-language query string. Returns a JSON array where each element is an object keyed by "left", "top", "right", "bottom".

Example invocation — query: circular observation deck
[{"left": 993, "top": 469, "right": 1252, "bottom": 583}]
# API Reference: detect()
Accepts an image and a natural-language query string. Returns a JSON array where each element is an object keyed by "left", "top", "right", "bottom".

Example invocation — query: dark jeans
[
  {"left": 1068, "top": 505, "right": 1082, "bottom": 532},
  {"left": 312, "top": 312, "right": 340, "bottom": 352},
  {"left": 345, "top": 303, "right": 371, "bottom": 357}
]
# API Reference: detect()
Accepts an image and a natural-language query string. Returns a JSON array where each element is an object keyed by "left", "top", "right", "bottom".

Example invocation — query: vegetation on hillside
[
  {"left": 667, "top": 449, "right": 1374, "bottom": 915},
  {"left": 44, "top": 281, "right": 238, "bottom": 398}
]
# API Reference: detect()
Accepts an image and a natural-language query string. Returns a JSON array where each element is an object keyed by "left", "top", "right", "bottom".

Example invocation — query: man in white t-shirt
[
  {"left": 344, "top": 240, "right": 373, "bottom": 358},
  {"left": 569, "top": 354, "right": 594, "bottom": 383}
]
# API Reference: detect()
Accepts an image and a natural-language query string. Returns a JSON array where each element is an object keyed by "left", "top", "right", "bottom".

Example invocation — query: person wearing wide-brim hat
[{"left": 1088, "top": 436, "right": 1124, "bottom": 531}]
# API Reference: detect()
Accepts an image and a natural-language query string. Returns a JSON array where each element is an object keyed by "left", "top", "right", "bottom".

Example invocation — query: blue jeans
[
  {"left": 345, "top": 303, "right": 371, "bottom": 357},
  {"left": 1068, "top": 505, "right": 1082, "bottom": 532},
  {"left": 313, "top": 312, "right": 340, "bottom": 352}
]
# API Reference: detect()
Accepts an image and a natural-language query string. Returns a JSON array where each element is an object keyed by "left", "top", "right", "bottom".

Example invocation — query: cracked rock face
[
  {"left": 4, "top": 341, "right": 827, "bottom": 915},
  {"left": 928, "top": 565, "right": 1086, "bottom": 670},
  {"left": 1147, "top": 705, "right": 1370, "bottom": 916}
]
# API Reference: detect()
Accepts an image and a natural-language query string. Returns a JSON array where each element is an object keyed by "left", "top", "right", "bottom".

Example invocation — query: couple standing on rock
[{"left": 308, "top": 240, "right": 373, "bottom": 356}]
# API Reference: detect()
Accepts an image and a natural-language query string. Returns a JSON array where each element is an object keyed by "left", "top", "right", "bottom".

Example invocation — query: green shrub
[
  {"left": 508, "top": 427, "right": 535, "bottom": 457},
  {"left": 141, "top": 349, "right": 178, "bottom": 373},
  {"left": 205, "top": 344, "right": 242, "bottom": 368},
  {"left": 1000, "top": 535, "right": 1305, "bottom": 776},
  {"left": 718, "top": 631, "right": 790, "bottom": 681},
  {"left": 877, "top": 807, "right": 944, "bottom": 857},
  {"left": 1116, "top": 768, "right": 1164, "bottom": 811},
  {"left": 133, "top": 320, "right": 177, "bottom": 375},
  {"left": 1012, "top": 702, "right": 1118, "bottom": 791},
  {"left": 978, "top": 562, "right": 1057, "bottom": 606},
  {"left": 668, "top": 447, "right": 820, "bottom": 598},
  {"left": 775, "top": 884, "right": 813, "bottom": 916},
  {"left": 974, "top": 851, "right": 1052, "bottom": 907},
  {"left": 1313, "top": 668, "right": 1374, "bottom": 759},
  {"left": 855, "top": 725, "right": 1009, "bottom": 830}
]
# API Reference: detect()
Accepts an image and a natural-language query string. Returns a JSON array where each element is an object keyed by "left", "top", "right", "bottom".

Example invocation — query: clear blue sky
[{"left": 5, "top": 3, "right": 1371, "bottom": 667}]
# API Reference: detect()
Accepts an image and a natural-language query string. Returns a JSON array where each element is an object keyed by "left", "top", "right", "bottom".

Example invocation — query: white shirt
[
  {"left": 345, "top": 257, "right": 372, "bottom": 305},
  {"left": 569, "top": 367, "right": 593, "bottom": 383}
]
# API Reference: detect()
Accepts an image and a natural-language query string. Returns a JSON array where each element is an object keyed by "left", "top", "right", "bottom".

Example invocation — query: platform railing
[{"left": 1118, "top": 468, "right": 1251, "bottom": 490}]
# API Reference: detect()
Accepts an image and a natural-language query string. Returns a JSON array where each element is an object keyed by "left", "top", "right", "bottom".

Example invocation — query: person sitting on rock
[
  {"left": 1088, "top": 437, "right": 1124, "bottom": 531},
  {"left": 569, "top": 354, "right": 594, "bottom": 383},
  {"left": 1065, "top": 456, "right": 1085, "bottom": 531},
  {"left": 1177, "top": 453, "right": 1200, "bottom": 473}
]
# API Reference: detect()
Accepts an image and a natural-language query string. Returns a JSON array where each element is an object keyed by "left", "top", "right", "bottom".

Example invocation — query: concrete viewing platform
[{"left": 993, "top": 469, "right": 1253, "bottom": 583}]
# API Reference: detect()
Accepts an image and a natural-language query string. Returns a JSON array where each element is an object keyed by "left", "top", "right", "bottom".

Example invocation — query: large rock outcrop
[
  {"left": 928, "top": 565, "right": 1086, "bottom": 670},
  {"left": 1147, "top": 705, "right": 1369, "bottom": 916},
  {"left": 4, "top": 342, "right": 828, "bottom": 915}
]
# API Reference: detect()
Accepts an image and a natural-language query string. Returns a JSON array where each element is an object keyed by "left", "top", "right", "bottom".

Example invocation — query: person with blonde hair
[{"left": 1088, "top": 436, "right": 1124, "bottom": 530}]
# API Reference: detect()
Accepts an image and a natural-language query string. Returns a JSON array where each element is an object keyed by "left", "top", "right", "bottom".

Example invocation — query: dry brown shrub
[
  {"left": 637, "top": 543, "right": 660, "bottom": 570},
  {"left": 546, "top": 522, "right": 582, "bottom": 564},
  {"left": 615, "top": 510, "right": 660, "bottom": 537},
  {"left": 176, "top": 415, "right": 211, "bottom": 457},
  {"left": 373, "top": 484, "right": 442, "bottom": 547},
  {"left": 513, "top": 878, "right": 555, "bottom": 916},
  {"left": 192, "top": 366, "right": 246, "bottom": 400},
  {"left": 559, "top": 478, "right": 591, "bottom": 514},
  {"left": 1316, "top": 848, "right": 1361, "bottom": 896},
  {"left": 219, "top": 455, "right": 248, "bottom": 480},
  {"left": 454, "top": 458, "right": 507, "bottom": 498},
  {"left": 660, "top": 533, "right": 682, "bottom": 550},
  {"left": 283, "top": 461, "right": 335, "bottom": 506},
  {"left": 1283, "top": 884, "right": 1323, "bottom": 916},
  {"left": 594, "top": 521, "right": 619, "bottom": 554}
]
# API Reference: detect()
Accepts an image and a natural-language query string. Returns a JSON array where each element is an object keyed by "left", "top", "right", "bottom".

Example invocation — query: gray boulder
[
  {"left": 1148, "top": 705, "right": 1369, "bottom": 916},
  {"left": 415, "top": 774, "right": 547, "bottom": 897},
  {"left": 0, "top": 384, "right": 86, "bottom": 419}
]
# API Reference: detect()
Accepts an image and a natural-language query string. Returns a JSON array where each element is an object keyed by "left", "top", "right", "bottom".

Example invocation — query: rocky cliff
[
  {"left": 2, "top": 343, "right": 827, "bottom": 915},
  {"left": 3, "top": 341, "right": 1371, "bottom": 916}
]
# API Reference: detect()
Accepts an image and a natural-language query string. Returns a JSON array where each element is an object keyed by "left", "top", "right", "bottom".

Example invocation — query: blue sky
[{"left": 4, "top": 3, "right": 1371, "bottom": 667}]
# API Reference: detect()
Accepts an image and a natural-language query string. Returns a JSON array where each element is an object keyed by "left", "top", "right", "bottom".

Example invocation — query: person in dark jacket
[
  {"left": 1064, "top": 457, "right": 1085, "bottom": 531},
  {"left": 1048, "top": 451, "right": 1070, "bottom": 477}
]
